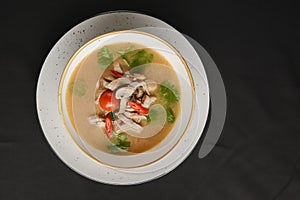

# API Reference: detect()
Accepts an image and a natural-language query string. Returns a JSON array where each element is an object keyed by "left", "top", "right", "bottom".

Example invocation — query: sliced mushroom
[
  {"left": 118, "top": 98, "right": 128, "bottom": 114},
  {"left": 142, "top": 96, "right": 157, "bottom": 109},
  {"left": 115, "top": 87, "right": 135, "bottom": 113},
  {"left": 115, "top": 87, "right": 135, "bottom": 99},
  {"left": 106, "top": 77, "right": 131, "bottom": 91}
]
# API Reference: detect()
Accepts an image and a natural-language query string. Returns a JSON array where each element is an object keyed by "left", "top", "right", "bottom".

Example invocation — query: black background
[{"left": 1, "top": 0, "right": 300, "bottom": 199}]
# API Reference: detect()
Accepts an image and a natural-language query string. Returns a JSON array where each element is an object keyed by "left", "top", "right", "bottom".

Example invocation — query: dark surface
[{"left": 1, "top": 0, "right": 299, "bottom": 199}]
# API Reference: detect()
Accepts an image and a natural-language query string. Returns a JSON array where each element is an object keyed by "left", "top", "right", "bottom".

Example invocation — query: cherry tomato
[
  {"left": 105, "top": 114, "right": 113, "bottom": 138},
  {"left": 110, "top": 69, "right": 123, "bottom": 78},
  {"left": 99, "top": 90, "right": 120, "bottom": 111},
  {"left": 128, "top": 101, "right": 149, "bottom": 114}
]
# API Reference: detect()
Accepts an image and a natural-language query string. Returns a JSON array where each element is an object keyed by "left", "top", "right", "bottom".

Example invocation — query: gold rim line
[{"left": 58, "top": 30, "right": 197, "bottom": 170}]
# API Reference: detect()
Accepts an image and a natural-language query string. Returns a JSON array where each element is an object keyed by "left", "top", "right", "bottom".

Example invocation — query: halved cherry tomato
[
  {"left": 99, "top": 90, "right": 120, "bottom": 112},
  {"left": 110, "top": 69, "right": 123, "bottom": 78},
  {"left": 128, "top": 101, "right": 149, "bottom": 114},
  {"left": 105, "top": 114, "right": 113, "bottom": 138}
]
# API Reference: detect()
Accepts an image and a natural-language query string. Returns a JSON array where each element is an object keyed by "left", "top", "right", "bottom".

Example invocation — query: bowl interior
[{"left": 59, "top": 31, "right": 194, "bottom": 168}]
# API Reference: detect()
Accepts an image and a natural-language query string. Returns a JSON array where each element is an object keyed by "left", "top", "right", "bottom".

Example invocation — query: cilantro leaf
[
  {"left": 166, "top": 107, "right": 175, "bottom": 123},
  {"left": 123, "top": 49, "right": 153, "bottom": 68},
  {"left": 116, "top": 140, "right": 131, "bottom": 149},
  {"left": 98, "top": 47, "right": 113, "bottom": 69},
  {"left": 117, "top": 134, "right": 127, "bottom": 141},
  {"left": 159, "top": 81, "right": 180, "bottom": 104},
  {"left": 118, "top": 46, "right": 135, "bottom": 57},
  {"left": 108, "top": 133, "right": 131, "bottom": 151}
]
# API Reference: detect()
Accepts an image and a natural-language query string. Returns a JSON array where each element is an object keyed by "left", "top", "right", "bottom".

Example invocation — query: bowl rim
[{"left": 58, "top": 29, "right": 196, "bottom": 169}]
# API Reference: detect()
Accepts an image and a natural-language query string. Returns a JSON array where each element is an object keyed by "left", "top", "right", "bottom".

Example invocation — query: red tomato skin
[{"left": 99, "top": 90, "right": 120, "bottom": 111}]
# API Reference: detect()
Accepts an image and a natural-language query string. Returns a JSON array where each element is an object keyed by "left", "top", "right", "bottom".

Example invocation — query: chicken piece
[
  {"left": 115, "top": 114, "right": 143, "bottom": 135},
  {"left": 142, "top": 96, "right": 157, "bottom": 109},
  {"left": 124, "top": 112, "right": 147, "bottom": 123},
  {"left": 105, "top": 77, "right": 131, "bottom": 91}
]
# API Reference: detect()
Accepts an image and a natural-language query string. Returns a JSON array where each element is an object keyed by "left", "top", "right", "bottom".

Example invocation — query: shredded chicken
[
  {"left": 124, "top": 112, "right": 147, "bottom": 123},
  {"left": 105, "top": 77, "right": 131, "bottom": 91},
  {"left": 142, "top": 96, "right": 157, "bottom": 108},
  {"left": 115, "top": 114, "right": 143, "bottom": 134}
]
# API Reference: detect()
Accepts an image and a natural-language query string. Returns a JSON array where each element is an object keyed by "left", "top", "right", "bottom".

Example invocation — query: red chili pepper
[
  {"left": 109, "top": 69, "right": 123, "bottom": 78},
  {"left": 128, "top": 101, "right": 149, "bottom": 114},
  {"left": 105, "top": 113, "right": 113, "bottom": 138}
]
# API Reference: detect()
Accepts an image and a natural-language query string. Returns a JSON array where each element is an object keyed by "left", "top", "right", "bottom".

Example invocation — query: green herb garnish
[
  {"left": 159, "top": 81, "right": 180, "bottom": 104},
  {"left": 109, "top": 112, "right": 115, "bottom": 121},
  {"left": 98, "top": 47, "right": 113, "bottom": 69},
  {"left": 116, "top": 134, "right": 131, "bottom": 150},
  {"left": 166, "top": 107, "right": 175, "bottom": 123},
  {"left": 118, "top": 46, "right": 135, "bottom": 57},
  {"left": 108, "top": 133, "right": 131, "bottom": 151},
  {"left": 122, "top": 49, "right": 153, "bottom": 68},
  {"left": 117, "top": 134, "right": 127, "bottom": 141},
  {"left": 146, "top": 115, "right": 151, "bottom": 123},
  {"left": 116, "top": 140, "right": 131, "bottom": 150}
]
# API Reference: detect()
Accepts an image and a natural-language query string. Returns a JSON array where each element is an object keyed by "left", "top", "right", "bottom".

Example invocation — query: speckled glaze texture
[{"left": 36, "top": 11, "right": 209, "bottom": 185}]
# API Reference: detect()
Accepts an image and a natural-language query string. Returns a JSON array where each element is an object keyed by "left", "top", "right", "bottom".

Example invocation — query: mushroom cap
[{"left": 115, "top": 87, "right": 135, "bottom": 99}]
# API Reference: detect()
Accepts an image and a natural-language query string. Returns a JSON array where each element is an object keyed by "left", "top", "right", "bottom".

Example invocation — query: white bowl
[{"left": 59, "top": 30, "right": 195, "bottom": 168}]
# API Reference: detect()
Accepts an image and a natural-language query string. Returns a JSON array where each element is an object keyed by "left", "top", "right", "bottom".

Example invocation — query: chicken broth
[{"left": 66, "top": 42, "right": 181, "bottom": 154}]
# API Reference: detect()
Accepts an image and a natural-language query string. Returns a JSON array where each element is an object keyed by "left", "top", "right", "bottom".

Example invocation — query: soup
[{"left": 66, "top": 42, "right": 181, "bottom": 154}]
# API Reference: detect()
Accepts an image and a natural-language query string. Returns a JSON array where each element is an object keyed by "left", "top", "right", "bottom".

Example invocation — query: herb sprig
[{"left": 98, "top": 47, "right": 113, "bottom": 69}]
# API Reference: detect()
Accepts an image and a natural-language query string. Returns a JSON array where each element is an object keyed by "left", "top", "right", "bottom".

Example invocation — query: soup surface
[{"left": 66, "top": 42, "right": 181, "bottom": 154}]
